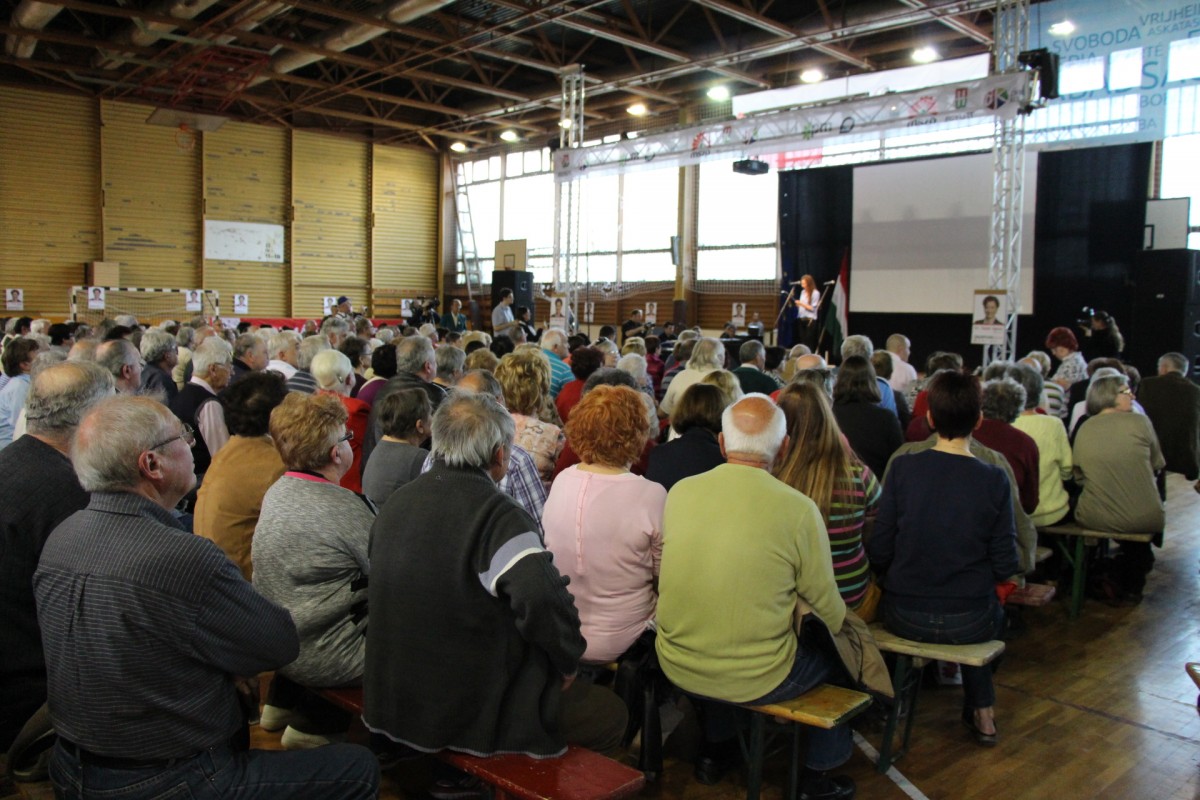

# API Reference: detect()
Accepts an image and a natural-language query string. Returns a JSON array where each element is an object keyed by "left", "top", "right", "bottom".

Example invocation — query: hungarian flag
[{"left": 823, "top": 251, "right": 849, "bottom": 355}]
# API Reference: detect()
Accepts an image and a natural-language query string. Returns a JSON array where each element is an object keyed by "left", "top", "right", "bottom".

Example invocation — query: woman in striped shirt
[{"left": 774, "top": 382, "right": 882, "bottom": 618}]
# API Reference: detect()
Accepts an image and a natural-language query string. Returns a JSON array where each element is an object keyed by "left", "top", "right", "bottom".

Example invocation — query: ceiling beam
[
  {"left": 688, "top": 0, "right": 873, "bottom": 70},
  {"left": 894, "top": 0, "right": 992, "bottom": 45}
]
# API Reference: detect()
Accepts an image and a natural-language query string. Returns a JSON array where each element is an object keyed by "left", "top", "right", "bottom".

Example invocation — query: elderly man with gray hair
[
  {"left": 540, "top": 328, "right": 573, "bottom": 398},
  {"left": 285, "top": 335, "right": 329, "bottom": 395},
  {"left": 364, "top": 392, "right": 626, "bottom": 775},
  {"left": 320, "top": 316, "right": 351, "bottom": 349},
  {"left": 267, "top": 330, "right": 302, "bottom": 380},
  {"left": 655, "top": 394, "right": 855, "bottom": 797},
  {"left": 732, "top": 339, "right": 779, "bottom": 396},
  {"left": 94, "top": 339, "right": 143, "bottom": 395},
  {"left": 139, "top": 329, "right": 179, "bottom": 404},
  {"left": 34, "top": 396, "right": 379, "bottom": 799},
  {"left": 169, "top": 337, "right": 233, "bottom": 476},
  {"left": 840, "top": 333, "right": 898, "bottom": 417},
  {"left": 0, "top": 362, "right": 112, "bottom": 754},
  {"left": 362, "top": 335, "right": 446, "bottom": 468},
  {"left": 1137, "top": 351, "right": 1200, "bottom": 483}
]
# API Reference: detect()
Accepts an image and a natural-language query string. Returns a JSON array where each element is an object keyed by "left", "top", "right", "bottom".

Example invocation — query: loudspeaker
[
  {"left": 1131, "top": 250, "right": 1200, "bottom": 374},
  {"left": 491, "top": 270, "right": 534, "bottom": 313}
]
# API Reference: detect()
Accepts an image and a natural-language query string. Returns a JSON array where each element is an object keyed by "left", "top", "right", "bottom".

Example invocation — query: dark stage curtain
[
  {"left": 777, "top": 166, "right": 853, "bottom": 349},
  {"left": 774, "top": 144, "right": 1151, "bottom": 369}
]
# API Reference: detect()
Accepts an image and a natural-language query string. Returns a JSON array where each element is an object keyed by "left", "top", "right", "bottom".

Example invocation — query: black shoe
[
  {"left": 961, "top": 709, "right": 998, "bottom": 747},
  {"left": 694, "top": 755, "right": 737, "bottom": 785},
  {"left": 799, "top": 773, "right": 855, "bottom": 800}
]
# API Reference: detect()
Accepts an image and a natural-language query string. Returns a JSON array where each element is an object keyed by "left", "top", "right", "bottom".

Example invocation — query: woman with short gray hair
[
  {"left": 312, "top": 350, "right": 369, "bottom": 494},
  {"left": 659, "top": 337, "right": 725, "bottom": 417},
  {"left": 1072, "top": 373, "right": 1164, "bottom": 602},
  {"left": 974, "top": 378, "right": 1039, "bottom": 515},
  {"left": 1009, "top": 364, "right": 1073, "bottom": 527}
]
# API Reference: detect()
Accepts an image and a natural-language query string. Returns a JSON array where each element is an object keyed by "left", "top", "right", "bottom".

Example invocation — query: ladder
[{"left": 453, "top": 174, "right": 482, "bottom": 300}]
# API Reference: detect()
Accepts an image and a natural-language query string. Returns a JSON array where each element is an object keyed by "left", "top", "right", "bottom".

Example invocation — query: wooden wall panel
[
  {"left": 292, "top": 131, "right": 369, "bottom": 318},
  {"left": 372, "top": 143, "right": 438, "bottom": 313},
  {"left": 100, "top": 100, "right": 201, "bottom": 288},
  {"left": 203, "top": 121, "right": 290, "bottom": 317},
  {"left": 0, "top": 87, "right": 100, "bottom": 318}
]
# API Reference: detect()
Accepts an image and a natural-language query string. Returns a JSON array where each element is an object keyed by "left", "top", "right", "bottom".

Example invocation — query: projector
[{"left": 732, "top": 159, "right": 769, "bottom": 176}]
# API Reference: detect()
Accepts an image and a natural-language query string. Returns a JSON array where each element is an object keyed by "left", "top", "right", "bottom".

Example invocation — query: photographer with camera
[{"left": 1078, "top": 308, "right": 1125, "bottom": 362}]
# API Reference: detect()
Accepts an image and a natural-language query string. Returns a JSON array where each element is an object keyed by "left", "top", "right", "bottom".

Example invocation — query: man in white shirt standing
[
  {"left": 886, "top": 334, "right": 918, "bottom": 394},
  {"left": 491, "top": 289, "right": 518, "bottom": 339}
]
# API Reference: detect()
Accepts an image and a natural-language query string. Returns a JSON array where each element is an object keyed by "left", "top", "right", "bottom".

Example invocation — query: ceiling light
[
  {"left": 626, "top": 103, "right": 648, "bottom": 116},
  {"left": 499, "top": 130, "right": 520, "bottom": 142},
  {"left": 912, "top": 46, "right": 939, "bottom": 64},
  {"left": 449, "top": 142, "right": 468, "bottom": 153},
  {"left": 800, "top": 68, "right": 825, "bottom": 84},
  {"left": 558, "top": 119, "right": 573, "bottom": 129},
  {"left": 707, "top": 85, "right": 731, "bottom": 101},
  {"left": 1049, "top": 20, "right": 1076, "bottom": 36}
]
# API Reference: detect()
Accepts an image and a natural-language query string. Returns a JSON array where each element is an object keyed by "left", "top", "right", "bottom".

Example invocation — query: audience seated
[
  {"left": 776, "top": 382, "right": 882, "bottom": 620},
  {"left": 139, "top": 329, "right": 179, "bottom": 404},
  {"left": 1137, "top": 351, "right": 1200, "bottom": 482},
  {"left": 868, "top": 371, "right": 1019, "bottom": 747},
  {"left": 1008, "top": 363, "right": 1074, "bottom": 527},
  {"left": 660, "top": 337, "right": 724, "bottom": 416},
  {"left": 1072, "top": 372, "right": 1165, "bottom": 602},
  {"left": 656, "top": 395, "right": 856, "bottom": 797},
  {"left": 286, "top": 335, "right": 329, "bottom": 395},
  {"left": 975, "top": 378, "right": 1041, "bottom": 516},
  {"left": 254, "top": 393, "right": 375, "bottom": 749},
  {"left": 732, "top": 340, "right": 780, "bottom": 395},
  {"left": 361, "top": 388, "right": 430, "bottom": 507},
  {"left": 543, "top": 385, "right": 665, "bottom": 664},
  {"left": 645, "top": 383, "right": 726, "bottom": 492},
  {"left": 194, "top": 372, "right": 288, "bottom": 579},
  {"left": 1045, "top": 326, "right": 1088, "bottom": 399},
  {"left": 495, "top": 348, "right": 565, "bottom": 490},
  {"left": 0, "top": 337, "right": 39, "bottom": 449},
  {"left": 312, "top": 350, "right": 370, "bottom": 494},
  {"left": 556, "top": 369, "right": 656, "bottom": 478},
  {"left": 364, "top": 392, "right": 626, "bottom": 768},
  {"left": 356, "top": 343, "right": 396, "bottom": 407},
  {"left": 0, "top": 362, "right": 112, "bottom": 752},
  {"left": 169, "top": 337, "right": 233, "bottom": 476},
  {"left": 556, "top": 346, "right": 603, "bottom": 424},
  {"left": 35, "top": 395, "right": 380, "bottom": 798},
  {"left": 832, "top": 355, "right": 903, "bottom": 480}
]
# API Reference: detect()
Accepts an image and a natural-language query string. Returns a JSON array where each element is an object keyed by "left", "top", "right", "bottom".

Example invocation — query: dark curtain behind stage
[
  {"left": 778, "top": 166, "right": 853, "bottom": 349},
  {"left": 776, "top": 143, "right": 1152, "bottom": 369}
]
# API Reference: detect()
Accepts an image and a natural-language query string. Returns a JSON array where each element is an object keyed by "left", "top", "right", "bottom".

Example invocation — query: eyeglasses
[
  {"left": 1119, "top": 387, "right": 1134, "bottom": 396},
  {"left": 150, "top": 424, "right": 195, "bottom": 451},
  {"left": 337, "top": 430, "right": 354, "bottom": 443}
]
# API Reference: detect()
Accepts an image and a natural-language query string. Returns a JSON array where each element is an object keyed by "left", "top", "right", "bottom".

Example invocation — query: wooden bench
[
  {"left": 868, "top": 625, "right": 1005, "bottom": 773},
  {"left": 1039, "top": 523, "right": 1156, "bottom": 618},
  {"left": 316, "top": 688, "right": 645, "bottom": 800},
  {"left": 736, "top": 684, "right": 873, "bottom": 800}
]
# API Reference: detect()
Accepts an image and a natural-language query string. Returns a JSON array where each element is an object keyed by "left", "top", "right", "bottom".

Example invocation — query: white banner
[{"left": 554, "top": 72, "right": 1032, "bottom": 182}]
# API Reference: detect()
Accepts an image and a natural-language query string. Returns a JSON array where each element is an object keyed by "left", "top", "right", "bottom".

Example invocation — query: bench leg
[
  {"left": 785, "top": 722, "right": 802, "bottom": 800},
  {"left": 745, "top": 713, "right": 766, "bottom": 800},
  {"left": 877, "top": 655, "right": 922, "bottom": 773},
  {"left": 638, "top": 677, "right": 662, "bottom": 781}
]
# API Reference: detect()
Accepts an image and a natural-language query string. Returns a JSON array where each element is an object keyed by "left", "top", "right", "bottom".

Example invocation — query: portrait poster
[
  {"left": 323, "top": 296, "right": 337, "bottom": 316},
  {"left": 6, "top": 288, "right": 23, "bottom": 311},
  {"left": 970, "top": 290, "right": 1006, "bottom": 346},
  {"left": 645, "top": 302, "right": 657, "bottom": 324},
  {"left": 549, "top": 296, "right": 567, "bottom": 330},
  {"left": 87, "top": 287, "right": 105, "bottom": 310},
  {"left": 584, "top": 302, "right": 595, "bottom": 323},
  {"left": 185, "top": 290, "right": 202, "bottom": 312},
  {"left": 731, "top": 302, "right": 746, "bottom": 328},
  {"left": 233, "top": 294, "right": 250, "bottom": 315}
]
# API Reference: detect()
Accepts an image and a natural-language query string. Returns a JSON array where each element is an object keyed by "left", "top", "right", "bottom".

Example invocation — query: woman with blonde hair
[
  {"left": 311, "top": 349, "right": 370, "bottom": 493},
  {"left": 775, "top": 382, "right": 881, "bottom": 618},
  {"left": 543, "top": 385, "right": 665, "bottom": 663},
  {"left": 699, "top": 369, "right": 743, "bottom": 408},
  {"left": 659, "top": 336, "right": 725, "bottom": 416},
  {"left": 495, "top": 349, "right": 565, "bottom": 488}
]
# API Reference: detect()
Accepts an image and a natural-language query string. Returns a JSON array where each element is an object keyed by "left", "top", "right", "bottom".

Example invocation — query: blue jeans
[
  {"left": 50, "top": 741, "right": 380, "bottom": 800},
  {"left": 693, "top": 629, "right": 853, "bottom": 772},
  {"left": 882, "top": 597, "right": 1004, "bottom": 710}
]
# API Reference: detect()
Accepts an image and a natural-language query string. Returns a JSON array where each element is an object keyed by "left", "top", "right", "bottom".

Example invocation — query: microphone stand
[
  {"left": 774, "top": 285, "right": 799, "bottom": 347},
  {"left": 811, "top": 283, "right": 835, "bottom": 359}
]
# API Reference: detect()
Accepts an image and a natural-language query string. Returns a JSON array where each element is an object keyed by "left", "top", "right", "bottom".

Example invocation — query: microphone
[
  {"left": 788, "top": 280, "right": 805, "bottom": 285},
  {"left": 823, "top": 279, "right": 836, "bottom": 285}
]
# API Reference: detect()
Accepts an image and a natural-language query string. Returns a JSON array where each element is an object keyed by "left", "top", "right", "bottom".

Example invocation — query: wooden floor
[{"left": 6, "top": 474, "right": 1199, "bottom": 800}]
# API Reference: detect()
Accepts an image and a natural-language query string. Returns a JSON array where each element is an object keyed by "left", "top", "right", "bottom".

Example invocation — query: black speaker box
[
  {"left": 491, "top": 270, "right": 534, "bottom": 313},
  {"left": 1131, "top": 250, "right": 1200, "bottom": 375}
]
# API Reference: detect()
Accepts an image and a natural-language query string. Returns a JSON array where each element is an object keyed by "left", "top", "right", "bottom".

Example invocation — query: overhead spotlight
[
  {"left": 800, "top": 68, "right": 825, "bottom": 84},
  {"left": 558, "top": 119, "right": 572, "bottom": 129},
  {"left": 1049, "top": 20, "right": 1076, "bottom": 36},
  {"left": 449, "top": 142, "right": 468, "bottom": 153},
  {"left": 499, "top": 130, "right": 520, "bottom": 142},
  {"left": 626, "top": 103, "right": 648, "bottom": 116},
  {"left": 707, "top": 85, "right": 731, "bottom": 101},
  {"left": 912, "top": 46, "right": 939, "bottom": 64}
]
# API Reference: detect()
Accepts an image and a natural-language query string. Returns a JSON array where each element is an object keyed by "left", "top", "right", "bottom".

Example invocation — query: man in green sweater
[{"left": 656, "top": 394, "right": 855, "bottom": 800}]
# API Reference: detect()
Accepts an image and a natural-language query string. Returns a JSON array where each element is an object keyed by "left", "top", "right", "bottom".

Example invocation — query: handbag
[{"left": 795, "top": 598, "right": 894, "bottom": 700}]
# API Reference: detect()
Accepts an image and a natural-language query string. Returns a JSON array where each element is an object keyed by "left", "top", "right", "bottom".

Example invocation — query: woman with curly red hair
[
  {"left": 1045, "top": 326, "right": 1087, "bottom": 390},
  {"left": 542, "top": 384, "right": 665, "bottom": 663}
]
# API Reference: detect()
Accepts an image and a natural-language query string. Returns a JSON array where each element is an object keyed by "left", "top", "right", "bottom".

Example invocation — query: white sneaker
[
  {"left": 280, "top": 726, "right": 345, "bottom": 750},
  {"left": 258, "top": 704, "right": 302, "bottom": 732}
]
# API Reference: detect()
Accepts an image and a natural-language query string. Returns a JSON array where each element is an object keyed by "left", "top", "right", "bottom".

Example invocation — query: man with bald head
[
  {"left": 0, "top": 362, "right": 113, "bottom": 752},
  {"left": 656, "top": 395, "right": 855, "bottom": 798}
]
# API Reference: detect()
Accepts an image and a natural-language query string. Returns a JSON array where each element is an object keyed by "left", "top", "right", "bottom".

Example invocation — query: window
[
  {"left": 1059, "top": 57, "right": 1105, "bottom": 95},
  {"left": 697, "top": 161, "right": 779, "bottom": 280},
  {"left": 1109, "top": 48, "right": 1142, "bottom": 91},
  {"left": 1160, "top": 134, "right": 1200, "bottom": 249}
]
